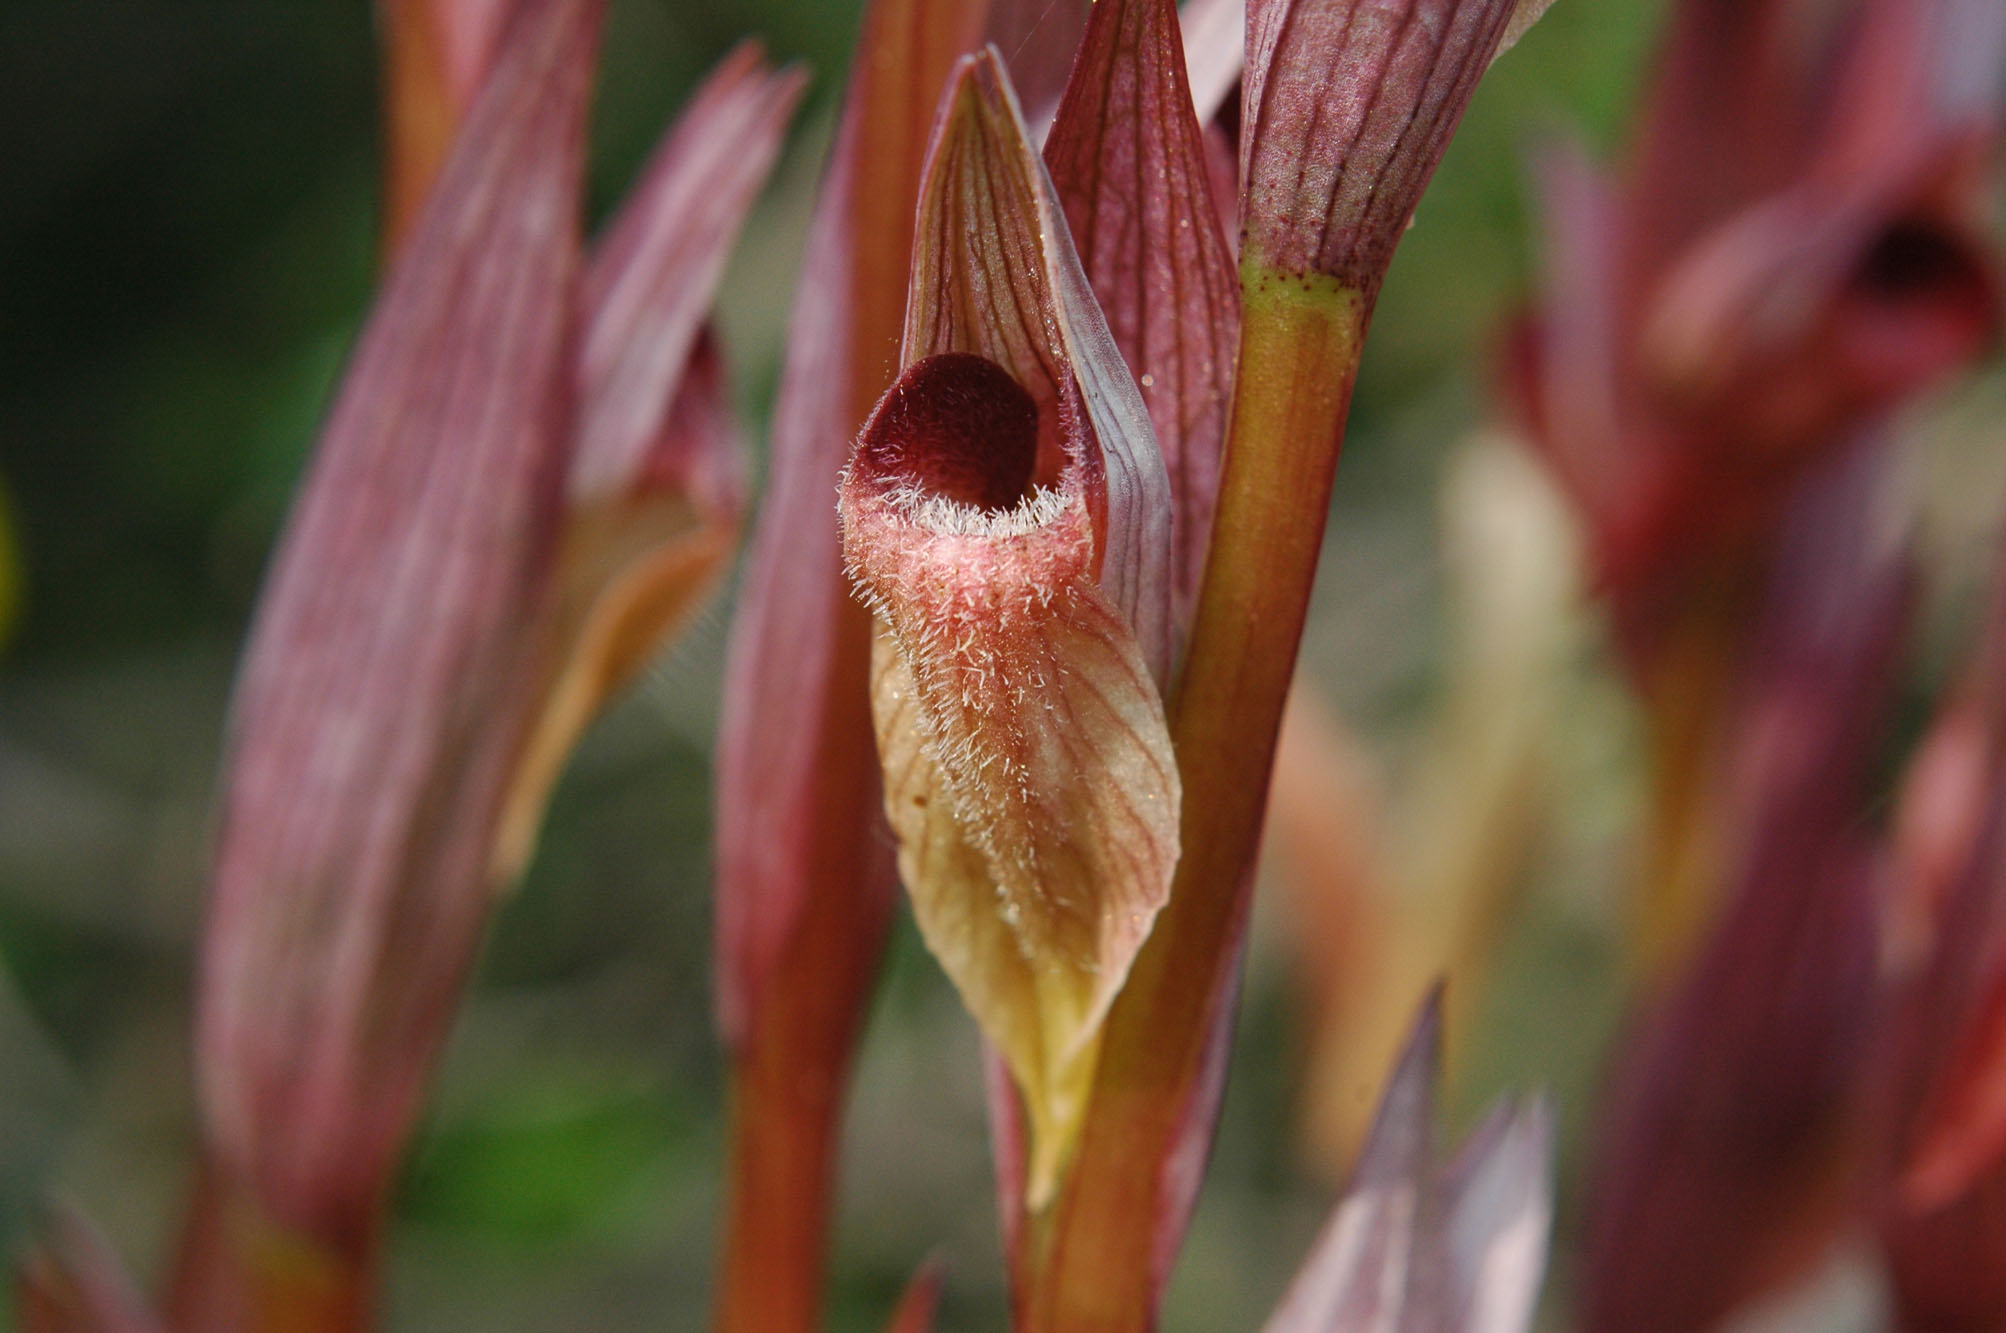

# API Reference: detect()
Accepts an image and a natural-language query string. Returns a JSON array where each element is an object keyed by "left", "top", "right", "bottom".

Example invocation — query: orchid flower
[
  {"left": 818, "top": 0, "right": 1545, "bottom": 1323},
  {"left": 840, "top": 48, "right": 1183, "bottom": 1208},
  {"left": 1265, "top": 995, "right": 1554, "bottom": 1333},
  {"left": 1878, "top": 532, "right": 2006, "bottom": 1330},
  {"left": 1508, "top": 0, "right": 2003, "bottom": 977},
  {"left": 148, "top": 4, "right": 802, "bottom": 1325},
  {"left": 1580, "top": 441, "right": 1914, "bottom": 1332},
  {"left": 706, "top": 0, "right": 1102, "bottom": 1324}
]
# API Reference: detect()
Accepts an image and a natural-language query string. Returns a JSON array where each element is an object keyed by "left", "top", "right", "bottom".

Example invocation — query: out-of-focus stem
[
  {"left": 708, "top": 2, "right": 985, "bottom": 1323},
  {"left": 1021, "top": 264, "right": 1366, "bottom": 1332},
  {"left": 1631, "top": 577, "right": 1750, "bottom": 985},
  {"left": 380, "top": 2, "right": 458, "bottom": 254},
  {"left": 716, "top": 1056, "right": 841, "bottom": 1333},
  {"left": 164, "top": 1158, "right": 376, "bottom": 1333},
  {"left": 713, "top": 720, "right": 898, "bottom": 1333}
]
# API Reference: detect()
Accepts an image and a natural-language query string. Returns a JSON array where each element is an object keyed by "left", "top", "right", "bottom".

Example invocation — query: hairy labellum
[{"left": 841, "top": 50, "right": 1180, "bottom": 1206}]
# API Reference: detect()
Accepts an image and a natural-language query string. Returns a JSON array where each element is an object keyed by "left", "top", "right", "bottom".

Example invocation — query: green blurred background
[{"left": 0, "top": 1, "right": 1855, "bottom": 1327}]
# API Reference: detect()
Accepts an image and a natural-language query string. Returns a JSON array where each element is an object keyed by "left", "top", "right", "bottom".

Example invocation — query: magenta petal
[
  {"left": 195, "top": 0, "right": 602, "bottom": 1243},
  {"left": 1240, "top": 0, "right": 1522, "bottom": 291},
  {"left": 1046, "top": 0, "right": 1242, "bottom": 634},
  {"left": 571, "top": 42, "right": 804, "bottom": 502}
]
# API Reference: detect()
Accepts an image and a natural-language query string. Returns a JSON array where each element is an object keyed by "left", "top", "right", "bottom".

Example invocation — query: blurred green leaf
[{"left": 399, "top": 1074, "right": 702, "bottom": 1246}]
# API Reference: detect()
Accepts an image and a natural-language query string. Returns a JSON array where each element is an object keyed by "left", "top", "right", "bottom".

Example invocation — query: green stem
[{"left": 1023, "top": 264, "right": 1368, "bottom": 1331}]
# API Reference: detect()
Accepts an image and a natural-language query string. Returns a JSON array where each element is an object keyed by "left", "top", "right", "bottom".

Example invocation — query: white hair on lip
[{"left": 885, "top": 480, "right": 1075, "bottom": 538}]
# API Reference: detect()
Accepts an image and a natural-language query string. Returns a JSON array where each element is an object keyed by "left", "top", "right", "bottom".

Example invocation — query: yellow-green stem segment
[{"left": 1021, "top": 261, "right": 1368, "bottom": 1331}]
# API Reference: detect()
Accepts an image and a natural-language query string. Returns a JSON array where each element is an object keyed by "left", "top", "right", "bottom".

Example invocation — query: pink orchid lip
[{"left": 850, "top": 353, "right": 1045, "bottom": 514}]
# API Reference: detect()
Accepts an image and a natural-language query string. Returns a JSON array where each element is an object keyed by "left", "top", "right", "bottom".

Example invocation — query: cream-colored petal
[
  {"left": 871, "top": 626, "right": 1154, "bottom": 1205},
  {"left": 491, "top": 488, "right": 737, "bottom": 884}
]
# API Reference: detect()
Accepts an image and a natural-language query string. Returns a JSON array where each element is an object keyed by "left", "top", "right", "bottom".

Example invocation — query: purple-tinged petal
[
  {"left": 1581, "top": 441, "right": 1913, "bottom": 1333},
  {"left": 195, "top": 0, "right": 602, "bottom": 1248},
  {"left": 492, "top": 330, "right": 746, "bottom": 881},
  {"left": 1266, "top": 994, "right": 1554, "bottom": 1333},
  {"left": 1437, "top": 1099, "right": 1554, "bottom": 1333},
  {"left": 1265, "top": 994, "right": 1440, "bottom": 1333},
  {"left": 1046, "top": 0, "right": 1242, "bottom": 633},
  {"left": 1240, "top": 0, "right": 1522, "bottom": 293},
  {"left": 569, "top": 43, "right": 802, "bottom": 502},
  {"left": 490, "top": 44, "right": 802, "bottom": 878}
]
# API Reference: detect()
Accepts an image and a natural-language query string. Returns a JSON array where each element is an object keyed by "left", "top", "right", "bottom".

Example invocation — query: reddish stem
[{"left": 164, "top": 1156, "right": 377, "bottom": 1333}]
